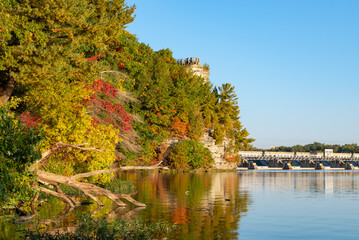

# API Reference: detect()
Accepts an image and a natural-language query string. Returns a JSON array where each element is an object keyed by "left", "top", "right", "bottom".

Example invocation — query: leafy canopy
[{"left": 0, "top": 106, "right": 42, "bottom": 208}]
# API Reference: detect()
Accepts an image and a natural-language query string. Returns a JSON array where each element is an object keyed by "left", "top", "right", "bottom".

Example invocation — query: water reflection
[
  {"left": 117, "top": 171, "right": 251, "bottom": 239},
  {"left": 238, "top": 170, "right": 359, "bottom": 196},
  {"left": 237, "top": 170, "right": 359, "bottom": 240},
  {"left": 3, "top": 171, "right": 359, "bottom": 239},
  {"left": 0, "top": 171, "right": 251, "bottom": 240}
]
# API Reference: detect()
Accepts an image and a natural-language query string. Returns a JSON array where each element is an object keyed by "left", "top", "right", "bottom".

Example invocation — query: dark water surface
[{"left": 1, "top": 170, "right": 359, "bottom": 239}]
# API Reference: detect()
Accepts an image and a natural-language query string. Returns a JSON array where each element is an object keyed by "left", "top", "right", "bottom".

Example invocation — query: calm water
[{"left": 2, "top": 170, "right": 359, "bottom": 239}]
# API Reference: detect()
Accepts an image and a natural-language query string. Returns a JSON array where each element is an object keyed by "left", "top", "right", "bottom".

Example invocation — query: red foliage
[
  {"left": 91, "top": 79, "right": 116, "bottom": 98},
  {"left": 87, "top": 55, "right": 101, "bottom": 61},
  {"left": 20, "top": 112, "right": 41, "bottom": 129},
  {"left": 84, "top": 42, "right": 133, "bottom": 133},
  {"left": 85, "top": 80, "right": 133, "bottom": 132},
  {"left": 91, "top": 116, "right": 100, "bottom": 126}
]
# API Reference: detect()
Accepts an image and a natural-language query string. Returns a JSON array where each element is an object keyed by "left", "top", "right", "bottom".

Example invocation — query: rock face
[
  {"left": 188, "top": 64, "right": 209, "bottom": 82},
  {"left": 177, "top": 57, "right": 209, "bottom": 82},
  {"left": 200, "top": 132, "right": 237, "bottom": 169},
  {"left": 164, "top": 133, "right": 237, "bottom": 169}
]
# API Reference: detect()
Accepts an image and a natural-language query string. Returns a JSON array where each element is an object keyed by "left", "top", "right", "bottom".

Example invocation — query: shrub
[
  {"left": 223, "top": 153, "right": 240, "bottom": 163},
  {"left": 167, "top": 140, "right": 213, "bottom": 169},
  {"left": 0, "top": 107, "right": 42, "bottom": 210}
]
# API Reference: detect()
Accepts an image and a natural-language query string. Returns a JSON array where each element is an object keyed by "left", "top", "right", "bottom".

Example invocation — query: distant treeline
[{"left": 266, "top": 142, "right": 359, "bottom": 153}]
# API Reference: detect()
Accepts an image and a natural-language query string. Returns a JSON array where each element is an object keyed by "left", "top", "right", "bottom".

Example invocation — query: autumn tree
[
  {"left": 96, "top": 32, "right": 255, "bottom": 158},
  {"left": 0, "top": 0, "right": 146, "bottom": 213},
  {"left": 0, "top": 0, "right": 136, "bottom": 173}
]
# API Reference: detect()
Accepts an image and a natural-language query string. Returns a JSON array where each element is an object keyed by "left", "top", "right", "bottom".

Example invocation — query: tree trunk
[
  {"left": 0, "top": 78, "right": 15, "bottom": 105},
  {"left": 36, "top": 169, "right": 144, "bottom": 208},
  {"left": 31, "top": 142, "right": 169, "bottom": 212}
]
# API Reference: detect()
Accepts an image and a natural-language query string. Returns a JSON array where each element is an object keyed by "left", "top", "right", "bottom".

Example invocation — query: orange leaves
[
  {"left": 170, "top": 117, "right": 188, "bottom": 138},
  {"left": 166, "top": 57, "right": 173, "bottom": 63},
  {"left": 223, "top": 153, "right": 238, "bottom": 163}
]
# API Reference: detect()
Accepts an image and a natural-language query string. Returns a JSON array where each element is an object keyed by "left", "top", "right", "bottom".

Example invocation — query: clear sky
[{"left": 126, "top": 0, "right": 359, "bottom": 149}]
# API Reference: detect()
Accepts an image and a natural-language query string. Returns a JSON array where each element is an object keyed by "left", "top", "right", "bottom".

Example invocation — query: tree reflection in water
[
  {"left": 118, "top": 171, "right": 251, "bottom": 239},
  {"left": 0, "top": 171, "right": 251, "bottom": 240}
]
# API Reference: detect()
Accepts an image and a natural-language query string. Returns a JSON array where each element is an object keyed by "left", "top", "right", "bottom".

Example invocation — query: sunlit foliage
[
  {"left": 0, "top": 0, "right": 254, "bottom": 177},
  {"left": 0, "top": 0, "right": 135, "bottom": 174},
  {"left": 167, "top": 140, "right": 214, "bottom": 169},
  {"left": 0, "top": 106, "right": 42, "bottom": 210}
]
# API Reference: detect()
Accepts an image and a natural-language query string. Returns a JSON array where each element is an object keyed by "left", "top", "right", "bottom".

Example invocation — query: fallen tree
[
  {"left": 26, "top": 142, "right": 169, "bottom": 220},
  {"left": 0, "top": 107, "right": 168, "bottom": 222}
]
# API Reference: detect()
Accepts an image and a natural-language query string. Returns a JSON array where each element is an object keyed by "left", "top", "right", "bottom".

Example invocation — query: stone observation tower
[{"left": 176, "top": 57, "right": 209, "bottom": 82}]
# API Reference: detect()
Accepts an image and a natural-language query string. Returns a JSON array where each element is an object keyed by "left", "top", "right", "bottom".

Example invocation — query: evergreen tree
[{"left": 213, "top": 83, "right": 254, "bottom": 151}]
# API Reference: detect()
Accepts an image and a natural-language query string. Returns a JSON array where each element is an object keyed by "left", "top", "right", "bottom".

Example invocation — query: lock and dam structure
[{"left": 238, "top": 151, "right": 359, "bottom": 170}]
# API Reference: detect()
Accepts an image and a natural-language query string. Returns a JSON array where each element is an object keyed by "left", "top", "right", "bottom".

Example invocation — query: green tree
[
  {"left": 213, "top": 83, "right": 254, "bottom": 151},
  {"left": 167, "top": 140, "right": 213, "bottom": 169},
  {"left": 0, "top": 107, "right": 42, "bottom": 210}
]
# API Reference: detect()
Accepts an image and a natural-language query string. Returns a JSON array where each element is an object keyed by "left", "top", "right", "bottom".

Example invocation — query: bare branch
[
  {"left": 82, "top": 190, "right": 104, "bottom": 206},
  {"left": 100, "top": 70, "right": 130, "bottom": 83},
  {"left": 71, "top": 168, "right": 118, "bottom": 180},
  {"left": 71, "top": 164, "right": 168, "bottom": 180},
  {"left": 32, "top": 142, "right": 105, "bottom": 170},
  {"left": 120, "top": 195, "right": 146, "bottom": 207},
  {"left": 39, "top": 187, "right": 76, "bottom": 208},
  {"left": 31, "top": 142, "right": 169, "bottom": 213}
]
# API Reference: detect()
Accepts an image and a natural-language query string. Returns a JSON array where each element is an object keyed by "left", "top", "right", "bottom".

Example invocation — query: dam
[{"left": 238, "top": 150, "right": 359, "bottom": 170}]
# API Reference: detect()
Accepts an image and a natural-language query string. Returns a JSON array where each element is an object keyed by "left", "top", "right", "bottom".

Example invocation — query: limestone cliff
[
  {"left": 177, "top": 57, "right": 209, "bottom": 82},
  {"left": 188, "top": 64, "right": 209, "bottom": 82},
  {"left": 163, "top": 133, "right": 237, "bottom": 169},
  {"left": 200, "top": 132, "right": 237, "bottom": 169}
]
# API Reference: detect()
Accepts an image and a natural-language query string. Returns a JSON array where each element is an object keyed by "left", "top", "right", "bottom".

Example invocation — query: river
[{"left": 1, "top": 170, "right": 359, "bottom": 239}]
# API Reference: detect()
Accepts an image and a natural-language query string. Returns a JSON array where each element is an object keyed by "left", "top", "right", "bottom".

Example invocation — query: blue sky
[{"left": 126, "top": 0, "right": 359, "bottom": 148}]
